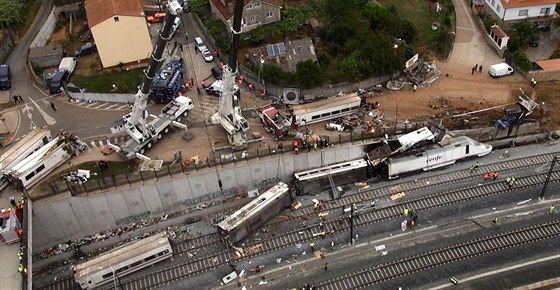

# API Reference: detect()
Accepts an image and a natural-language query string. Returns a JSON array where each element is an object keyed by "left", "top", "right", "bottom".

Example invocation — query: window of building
[
  {"left": 540, "top": 7, "right": 550, "bottom": 15},
  {"left": 254, "top": 2, "right": 261, "bottom": 8},
  {"left": 242, "top": 18, "right": 246, "bottom": 25},
  {"left": 518, "top": 9, "right": 528, "bottom": 16},
  {"left": 266, "top": 11, "right": 273, "bottom": 18},
  {"left": 491, "top": 0, "right": 495, "bottom": 6},
  {"left": 114, "top": 16, "right": 119, "bottom": 22},
  {"left": 250, "top": 15, "right": 256, "bottom": 22},
  {"left": 496, "top": 5, "right": 500, "bottom": 12},
  {"left": 246, "top": 4, "right": 253, "bottom": 10}
]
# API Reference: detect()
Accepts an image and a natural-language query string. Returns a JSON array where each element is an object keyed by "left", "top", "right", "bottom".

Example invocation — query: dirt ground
[{"left": 49, "top": 22, "right": 101, "bottom": 75}]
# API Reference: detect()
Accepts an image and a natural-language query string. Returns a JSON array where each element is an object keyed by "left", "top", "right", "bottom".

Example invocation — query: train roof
[
  {"left": 217, "top": 182, "right": 289, "bottom": 232},
  {"left": 294, "top": 159, "right": 368, "bottom": 181},
  {"left": 5, "top": 136, "right": 62, "bottom": 175},
  {"left": 396, "top": 127, "right": 434, "bottom": 149},
  {"left": 74, "top": 232, "right": 169, "bottom": 280},
  {"left": 0, "top": 128, "right": 51, "bottom": 170},
  {"left": 388, "top": 136, "right": 491, "bottom": 164},
  {"left": 291, "top": 93, "right": 361, "bottom": 115}
]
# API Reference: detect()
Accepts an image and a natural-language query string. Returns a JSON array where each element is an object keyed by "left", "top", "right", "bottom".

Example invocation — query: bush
[{"left": 512, "top": 50, "right": 534, "bottom": 71}]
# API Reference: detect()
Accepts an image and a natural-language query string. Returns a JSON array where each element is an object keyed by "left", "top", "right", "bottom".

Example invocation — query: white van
[
  {"left": 488, "top": 63, "right": 514, "bottom": 78},
  {"left": 194, "top": 37, "right": 206, "bottom": 52},
  {"left": 58, "top": 57, "right": 77, "bottom": 75}
]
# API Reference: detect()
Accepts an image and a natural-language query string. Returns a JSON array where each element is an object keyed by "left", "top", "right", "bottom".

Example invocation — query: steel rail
[{"left": 315, "top": 219, "right": 560, "bottom": 289}]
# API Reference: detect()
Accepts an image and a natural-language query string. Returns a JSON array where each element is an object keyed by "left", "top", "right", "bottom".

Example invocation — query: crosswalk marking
[{"left": 104, "top": 103, "right": 119, "bottom": 110}]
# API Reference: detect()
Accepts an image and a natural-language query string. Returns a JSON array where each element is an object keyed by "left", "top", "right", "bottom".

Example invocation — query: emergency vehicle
[{"left": 257, "top": 104, "right": 290, "bottom": 140}]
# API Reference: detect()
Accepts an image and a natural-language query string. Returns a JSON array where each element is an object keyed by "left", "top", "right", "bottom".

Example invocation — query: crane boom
[
  {"left": 109, "top": 0, "right": 195, "bottom": 160},
  {"left": 123, "top": 0, "right": 182, "bottom": 142}
]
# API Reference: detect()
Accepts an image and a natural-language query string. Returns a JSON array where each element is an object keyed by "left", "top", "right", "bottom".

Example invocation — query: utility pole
[
  {"left": 540, "top": 156, "right": 558, "bottom": 199},
  {"left": 349, "top": 203, "right": 355, "bottom": 245}
]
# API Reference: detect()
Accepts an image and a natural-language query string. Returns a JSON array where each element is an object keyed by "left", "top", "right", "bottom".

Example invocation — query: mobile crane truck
[{"left": 107, "top": 0, "right": 193, "bottom": 160}]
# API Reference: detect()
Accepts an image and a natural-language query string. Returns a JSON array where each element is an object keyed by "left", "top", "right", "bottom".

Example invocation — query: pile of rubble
[{"left": 406, "top": 61, "right": 441, "bottom": 86}]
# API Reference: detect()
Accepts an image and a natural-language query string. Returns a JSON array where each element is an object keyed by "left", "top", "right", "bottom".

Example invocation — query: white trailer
[
  {"left": 292, "top": 93, "right": 361, "bottom": 126},
  {"left": 0, "top": 129, "right": 52, "bottom": 191},
  {"left": 3, "top": 131, "right": 88, "bottom": 189},
  {"left": 109, "top": 95, "right": 193, "bottom": 160},
  {"left": 387, "top": 136, "right": 492, "bottom": 179}
]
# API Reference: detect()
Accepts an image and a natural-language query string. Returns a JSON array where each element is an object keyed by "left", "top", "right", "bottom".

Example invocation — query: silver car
[{"left": 201, "top": 49, "right": 214, "bottom": 62}]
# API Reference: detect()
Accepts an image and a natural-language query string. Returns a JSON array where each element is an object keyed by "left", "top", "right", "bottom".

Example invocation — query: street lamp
[{"left": 0, "top": 118, "right": 10, "bottom": 134}]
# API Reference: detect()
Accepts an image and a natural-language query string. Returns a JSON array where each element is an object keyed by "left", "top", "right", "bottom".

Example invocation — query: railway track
[
  {"left": 38, "top": 150, "right": 559, "bottom": 290},
  {"left": 104, "top": 167, "right": 560, "bottom": 290},
  {"left": 314, "top": 219, "right": 560, "bottom": 289}
]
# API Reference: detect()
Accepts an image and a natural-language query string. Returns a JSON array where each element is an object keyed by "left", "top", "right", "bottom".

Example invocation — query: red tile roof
[
  {"left": 85, "top": 0, "right": 145, "bottom": 27},
  {"left": 491, "top": 25, "right": 508, "bottom": 38},
  {"left": 536, "top": 59, "right": 560, "bottom": 70},
  {"left": 500, "top": 0, "right": 559, "bottom": 9},
  {"left": 211, "top": 0, "right": 282, "bottom": 21}
]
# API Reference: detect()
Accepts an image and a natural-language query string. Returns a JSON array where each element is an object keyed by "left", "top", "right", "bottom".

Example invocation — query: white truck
[
  {"left": 2, "top": 130, "right": 88, "bottom": 190},
  {"left": 0, "top": 128, "right": 52, "bottom": 191},
  {"left": 107, "top": 0, "right": 192, "bottom": 160},
  {"left": 110, "top": 95, "right": 193, "bottom": 159},
  {"left": 59, "top": 57, "right": 77, "bottom": 75}
]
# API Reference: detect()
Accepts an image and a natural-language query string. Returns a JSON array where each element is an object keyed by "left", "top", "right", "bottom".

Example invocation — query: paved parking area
[{"left": 526, "top": 30, "right": 560, "bottom": 62}]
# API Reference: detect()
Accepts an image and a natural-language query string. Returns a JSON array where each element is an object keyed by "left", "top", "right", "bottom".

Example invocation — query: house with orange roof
[
  {"left": 85, "top": 0, "right": 152, "bottom": 68},
  {"left": 484, "top": 0, "right": 559, "bottom": 28},
  {"left": 209, "top": 0, "right": 283, "bottom": 33}
]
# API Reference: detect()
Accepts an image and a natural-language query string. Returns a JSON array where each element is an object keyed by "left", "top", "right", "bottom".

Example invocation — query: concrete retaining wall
[
  {"left": 31, "top": 8, "right": 57, "bottom": 48},
  {"left": 31, "top": 143, "right": 366, "bottom": 251}
]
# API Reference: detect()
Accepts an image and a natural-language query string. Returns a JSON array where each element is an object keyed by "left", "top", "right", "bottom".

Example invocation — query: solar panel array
[{"left": 266, "top": 43, "right": 286, "bottom": 57}]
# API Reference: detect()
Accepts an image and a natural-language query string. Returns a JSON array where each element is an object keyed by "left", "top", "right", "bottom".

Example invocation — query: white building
[{"left": 484, "top": 0, "right": 559, "bottom": 28}]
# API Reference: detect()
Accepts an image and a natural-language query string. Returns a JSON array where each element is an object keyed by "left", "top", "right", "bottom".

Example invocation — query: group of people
[
  {"left": 12, "top": 95, "right": 24, "bottom": 104},
  {"left": 97, "top": 160, "right": 109, "bottom": 172},
  {"left": 531, "top": 77, "right": 538, "bottom": 88},
  {"left": 506, "top": 176, "right": 517, "bottom": 187},
  {"left": 471, "top": 64, "right": 483, "bottom": 74}
]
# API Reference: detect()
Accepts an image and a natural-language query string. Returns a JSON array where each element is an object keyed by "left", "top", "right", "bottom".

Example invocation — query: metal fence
[{"left": 34, "top": 121, "right": 433, "bottom": 199}]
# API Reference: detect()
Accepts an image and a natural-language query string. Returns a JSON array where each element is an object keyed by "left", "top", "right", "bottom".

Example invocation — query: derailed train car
[
  {"left": 217, "top": 182, "right": 291, "bottom": 244},
  {"left": 293, "top": 159, "right": 369, "bottom": 196},
  {"left": 387, "top": 136, "right": 492, "bottom": 179}
]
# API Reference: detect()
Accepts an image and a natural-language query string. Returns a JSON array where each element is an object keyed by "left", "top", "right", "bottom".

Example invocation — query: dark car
[
  {"left": 49, "top": 70, "right": 70, "bottom": 95},
  {"left": 529, "top": 35, "right": 540, "bottom": 47},
  {"left": 74, "top": 43, "right": 97, "bottom": 57},
  {"left": 0, "top": 64, "right": 11, "bottom": 90},
  {"left": 211, "top": 66, "right": 223, "bottom": 80}
]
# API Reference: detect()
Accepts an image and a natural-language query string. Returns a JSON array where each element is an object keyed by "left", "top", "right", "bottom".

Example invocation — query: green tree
[
  {"left": 189, "top": 0, "right": 208, "bottom": 14},
  {"left": 338, "top": 52, "right": 362, "bottom": 81},
  {"left": 512, "top": 50, "right": 533, "bottom": 71},
  {"left": 262, "top": 63, "right": 292, "bottom": 85},
  {"left": 509, "top": 20, "right": 539, "bottom": 45},
  {"left": 0, "top": 0, "right": 24, "bottom": 26},
  {"left": 294, "top": 60, "right": 323, "bottom": 88}
]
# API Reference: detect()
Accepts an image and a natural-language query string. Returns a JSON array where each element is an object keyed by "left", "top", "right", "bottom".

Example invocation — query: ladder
[{"left": 321, "top": 150, "right": 338, "bottom": 199}]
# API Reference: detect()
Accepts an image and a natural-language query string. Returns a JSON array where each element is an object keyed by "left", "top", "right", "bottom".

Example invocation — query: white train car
[
  {"left": 217, "top": 182, "right": 291, "bottom": 243},
  {"left": 0, "top": 129, "right": 52, "bottom": 190},
  {"left": 387, "top": 136, "right": 492, "bottom": 179},
  {"left": 292, "top": 93, "right": 361, "bottom": 126},
  {"left": 294, "top": 159, "right": 368, "bottom": 195},
  {"left": 74, "top": 232, "right": 172, "bottom": 289}
]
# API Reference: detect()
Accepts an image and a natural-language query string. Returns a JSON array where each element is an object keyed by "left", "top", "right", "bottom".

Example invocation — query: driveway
[
  {"left": 446, "top": 0, "right": 504, "bottom": 74},
  {"left": 526, "top": 29, "right": 560, "bottom": 62}
]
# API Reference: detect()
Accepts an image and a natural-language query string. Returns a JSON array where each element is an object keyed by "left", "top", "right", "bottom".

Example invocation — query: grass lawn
[
  {"left": 67, "top": 160, "right": 137, "bottom": 179},
  {"left": 72, "top": 67, "right": 144, "bottom": 93},
  {"left": 378, "top": 0, "right": 443, "bottom": 50}
]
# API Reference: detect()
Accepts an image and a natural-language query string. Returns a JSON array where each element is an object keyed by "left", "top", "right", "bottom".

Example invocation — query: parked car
[
  {"left": 58, "top": 57, "right": 77, "bottom": 75},
  {"left": 529, "top": 35, "right": 540, "bottom": 47},
  {"left": 49, "top": 70, "right": 69, "bottom": 95},
  {"left": 194, "top": 37, "right": 207, "bottom": 52},
  {"left": 211, "top": 66, "right": 223, "bottom": 80},
  {"left": 74, "top": 43, "right": 97, "bottom": 57},
  {"left": 0, "top": 64, "right": 12, "bottom": 90},
  {"left": 201, "top": 49, "right": 214, "bottom": 62},
  {"left": 488, "top": 63, "right": 514, "bottom": 78},
  {"left": 177, "top": 0, "right": 190, "bottom": 12}
]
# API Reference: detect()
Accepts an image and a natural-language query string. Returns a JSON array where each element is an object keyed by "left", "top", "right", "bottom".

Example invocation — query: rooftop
[{"left": 85, "top": 0, "right": 145, "bottom": 28}]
